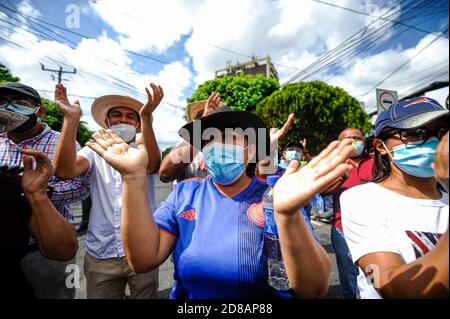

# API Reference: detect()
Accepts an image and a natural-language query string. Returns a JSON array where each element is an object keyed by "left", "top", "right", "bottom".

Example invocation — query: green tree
[
  {"left": 188, "top": 74, "right": 279, "bottom": 112},
  {"left": 255, "top": 81, "right": 372, "bottom": 154},
  {"left": 0, "top": 63, "right": 20, "bottom": 83},
  {"left": 42, "top": 99, "right": 93, "bottom": 146}
]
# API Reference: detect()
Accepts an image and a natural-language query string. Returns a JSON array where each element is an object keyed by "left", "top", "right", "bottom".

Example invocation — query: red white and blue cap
[{"left": 374, "top": 97, "right": 448, "bottom": 136}]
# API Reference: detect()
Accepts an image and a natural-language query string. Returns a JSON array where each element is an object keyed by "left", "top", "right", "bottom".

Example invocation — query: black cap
[
  {"left": 284, "top": 141, "right": 304, "bottom": 150},
  {"left": 0, "top": 83, "right": 41, "bottom": 105}
]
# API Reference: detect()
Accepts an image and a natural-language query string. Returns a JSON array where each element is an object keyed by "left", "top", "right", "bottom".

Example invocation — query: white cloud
[
  {"left": 17, "top": 0, "right": 42, "bottom": 18},
  {"left": 1, "top": 0, "right": 448, "bottom": 149},
  {"left": 184, "top": 0, "right": 390, "bottom": 86},
  {"left": 0, "top": 11, "right": 191, "bottom": 149},
  {"left": 323, "top": 33, "right": 449, "bottom": 111},
  {"left": 90, "top": 0, "right": 202, "bottom": 53}
]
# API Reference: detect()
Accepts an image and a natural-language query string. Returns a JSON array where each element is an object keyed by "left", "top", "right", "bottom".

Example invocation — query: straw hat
[
  {"left": 186, "top": 100, "right": 226, "bottom": 122},
  {"left": 91, "top": 95, "right": 143, "bottom": 128}
]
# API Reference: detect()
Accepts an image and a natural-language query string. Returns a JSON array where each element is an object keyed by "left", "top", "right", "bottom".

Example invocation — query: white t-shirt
[{"left": 341, "top": 182, "right": 449, "bottom": 299}]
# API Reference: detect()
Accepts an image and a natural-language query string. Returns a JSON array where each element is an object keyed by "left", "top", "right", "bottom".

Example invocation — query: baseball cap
[
  {"left": 0, "top": 82, "right": 41, "bottom": 105},
  {"left": 374, "top": 97, "right": 449, "bottom": 136}
]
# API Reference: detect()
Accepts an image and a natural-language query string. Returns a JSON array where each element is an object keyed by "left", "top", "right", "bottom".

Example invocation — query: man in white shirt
[{"left": 53, "top": 83, "right": 163, "bottom": 299}]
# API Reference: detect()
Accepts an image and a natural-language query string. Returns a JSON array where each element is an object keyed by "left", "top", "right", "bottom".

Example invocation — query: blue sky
[{"left": 0, "top": 0, "right": 448, "bottom": 149}]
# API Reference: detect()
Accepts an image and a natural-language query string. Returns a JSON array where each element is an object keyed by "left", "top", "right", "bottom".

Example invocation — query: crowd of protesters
[{"left": 0, "top": 81, "right": 448, "bottom": 299}]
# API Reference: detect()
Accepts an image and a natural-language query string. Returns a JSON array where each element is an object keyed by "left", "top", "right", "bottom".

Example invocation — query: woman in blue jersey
[{"left": 86, "top": 109, "right": 354, "bottom": 299}]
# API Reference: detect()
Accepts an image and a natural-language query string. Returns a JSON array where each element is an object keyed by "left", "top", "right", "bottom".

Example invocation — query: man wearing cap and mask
[
  {"left": 53, "top": 83, "right": 162, "bottom": 299},
  {"left": 0, "top": 82, "right": 89, "bottom": 299},
  {"left": 321, "top": 128, "right": 373, "bottom": 299}
]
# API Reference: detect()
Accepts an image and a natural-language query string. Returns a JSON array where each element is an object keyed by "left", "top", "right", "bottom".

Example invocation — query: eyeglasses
[
  {"left": 0, "top": 98, "right": 38, "bottom": 116},
  {"left": 383, "top": 127, "right": 449, "bottom": 146}
]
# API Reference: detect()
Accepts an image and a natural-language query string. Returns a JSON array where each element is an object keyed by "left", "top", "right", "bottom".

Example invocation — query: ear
[
  {"left": 104, "top": 118, "right": 110, "bottom": 128},
  {"left": 373, "top": 138, "right": 389, "bottom": 155},
  {"left": 36, "top": 106, "right": 46, "bottom": 118},
  {"left": 247, "top": 144, "right": 257, "bottom": 161}
]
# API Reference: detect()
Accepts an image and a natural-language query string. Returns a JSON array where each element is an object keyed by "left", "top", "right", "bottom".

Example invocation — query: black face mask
[{"left": 9, "top": 113, "right": 38, "bottom": 134}]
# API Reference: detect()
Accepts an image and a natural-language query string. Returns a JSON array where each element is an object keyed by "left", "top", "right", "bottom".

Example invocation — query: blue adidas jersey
[{"left": 154, "top": 176, "right": 317, "bottom": 299}]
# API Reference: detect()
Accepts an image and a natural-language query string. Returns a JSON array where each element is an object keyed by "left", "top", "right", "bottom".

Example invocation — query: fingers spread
[
  {"left": 313, "top": 144, "right": 353, "bottom": 178},
  {"left": 92, "top": 129, "right": 114, "bottom": 150},
  {"left": 308, "top": 140, "right": 340, "bottom": 167},
  {"left": 106, "top": 129, "right": 126, "bottom": 145},
  {"left": 86, "top": 141, "right": 106, "bottom": 157},
  {"left": 313, "top": 163, "right": 353, "bottom": 193}
]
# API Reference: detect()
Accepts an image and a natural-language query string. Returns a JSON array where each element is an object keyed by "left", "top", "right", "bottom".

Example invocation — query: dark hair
[
  {"left": 284, "top": 141, "right": 304, "bottom": 151},
  {"left": 371, "top": 128, "right": 395, "bottom": 183},
  {"left": 372, "top": 128, "right": 446, "bottom": 193}
]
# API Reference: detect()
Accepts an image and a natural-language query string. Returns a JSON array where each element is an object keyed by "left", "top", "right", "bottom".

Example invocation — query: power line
[
  {"left": 41, "top": 64, "right": 77, "bottom": 84},
  {"left": 283, "top": 0, "right": 413, "bottom": 84},
  {"left": 310, "top": 0, "right": 447, "bottom": 37},
  {"left": 0, "top": 30, "right": 187, "bottom": 112},
  {"left": 290, "top": 0, "right": 447, "bottom": 85},
  {"left": 359, "top": 27, "right": 449, "bottom": 97},
  {"left": 36, "top": 89, "right": 186, "bottom": 112},
  {"left": 0, "top": 2, "right": 209, "bottom": 82},
  {"left": 0, "top": 5, "right": 193, "bottom": 110}
]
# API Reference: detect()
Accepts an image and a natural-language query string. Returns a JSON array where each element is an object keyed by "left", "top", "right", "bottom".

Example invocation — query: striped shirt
[{"left": 0, "top": 124, "right": 89, "bottom": 223}]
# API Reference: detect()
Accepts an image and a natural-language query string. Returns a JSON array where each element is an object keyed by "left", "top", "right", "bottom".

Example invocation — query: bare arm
[
  {"left": 121, "top": 172, "right": 176, "bottom": 272},
  {"left": 159, "top": 141, "right": 198, "bottom": 182},
  {"left": 21, "top": 149, "right": 78, "bottom": 261},
  {"left": 257, "top": 114, "right": 295, "bottom": 178},
  {"left": 86, "top": 129, "right": 176, "bottom": 272},
  {"left": 140, "top": 83, "right": 163, "bottom": 174},
  {"left": 53, "top": 84, "right": 89, "bottom": 179},
  {"left": 357, "top": 231, "right": 449, "bottom": 298},
  {"left": 273, "top": 139, "right": 354, "bottom": 297},
  {"left": 159, "top": 92, "right": 221, "bottom": 182}
]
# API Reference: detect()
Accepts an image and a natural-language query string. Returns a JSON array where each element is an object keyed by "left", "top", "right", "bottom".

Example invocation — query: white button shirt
[{"left": 78, "top": 145, "right": 157, "bottom": 259}]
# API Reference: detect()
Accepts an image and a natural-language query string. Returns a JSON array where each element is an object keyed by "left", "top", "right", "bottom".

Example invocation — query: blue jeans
[{"left": 331, "top": 226, "right": 359, "bottom": 299}]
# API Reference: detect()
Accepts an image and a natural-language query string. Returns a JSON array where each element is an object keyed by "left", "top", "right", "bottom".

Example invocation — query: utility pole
[{"left": 40, "top": 63, "right": 76, "bottom": 84}]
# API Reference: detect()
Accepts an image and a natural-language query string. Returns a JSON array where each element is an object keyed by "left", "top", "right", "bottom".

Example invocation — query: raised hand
[
  {"left": 202, "top": 92, "right": 221, "bottom": 117},
  {"left": 270, "top": 113, "right": 295, "bottom": 148},
  {"left": 54, "top": 84, "right": 82, "bottom": 120},
  {"left": 140, "top": 83, "right": 164, "bottom": 120},
  {"left": 20, "top": 148, "right": 54, "bottom": 195},
  {"left": 273, "top": 139, "right": 354, "bottom": 215},
  {"left": 86, "top": 129, "right": 148, "bottom": 177}
]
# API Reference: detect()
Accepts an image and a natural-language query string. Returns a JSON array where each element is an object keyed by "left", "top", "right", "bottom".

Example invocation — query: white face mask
[{"left": 110, "top": 123, "right": 137, "bottom": 142}]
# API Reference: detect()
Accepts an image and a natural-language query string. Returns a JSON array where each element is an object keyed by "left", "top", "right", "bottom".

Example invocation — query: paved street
[{"left": 72, "top": 176, "right": 341, "bottom": 299}]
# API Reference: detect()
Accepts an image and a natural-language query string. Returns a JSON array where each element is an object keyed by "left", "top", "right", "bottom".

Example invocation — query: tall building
[{"left": 215, "top": 55, "right": 279, "bottom": 82}]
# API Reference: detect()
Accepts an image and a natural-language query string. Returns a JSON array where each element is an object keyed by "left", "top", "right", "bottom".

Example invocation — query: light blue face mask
[
  {"left": 285, "top": 150, "right": 302, "bottom": 163},
  {"left": 202, "top": 142, "right": 248, "bottom": 185},
  {"left": 383, "top": 138, "right": 439, "bottom": 178},
  {"left": 351, "top": 141, "right": 365, "bottom": 158}
]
